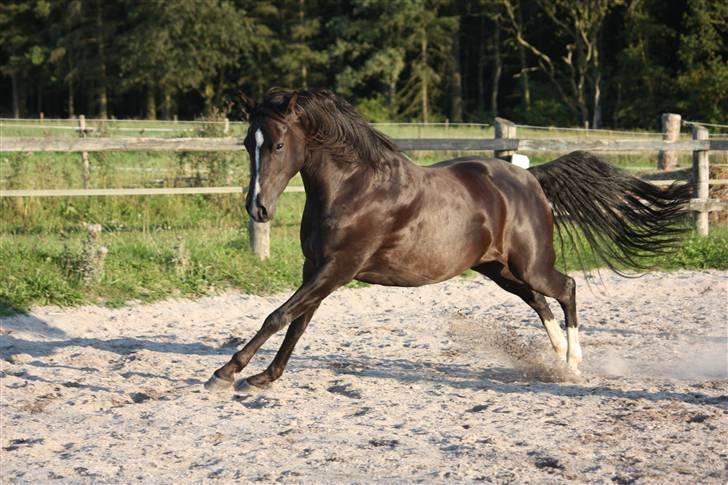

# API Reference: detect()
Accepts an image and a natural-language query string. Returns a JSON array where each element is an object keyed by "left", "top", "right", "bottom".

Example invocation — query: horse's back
[
  {"left": 424, "top": 155, "right": 555, "bottom": 266},
  {"left": 426, "top": 156, "right": 544, "bottom": 203}
]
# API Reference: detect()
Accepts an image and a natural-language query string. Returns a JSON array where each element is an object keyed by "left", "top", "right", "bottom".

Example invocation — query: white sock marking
[
  {"left": 252, "top": 128, "right": 264, "bottom": 203},
  {"left": 543, "top": 318, "right": 567, "bottom": 360},
  {"left": 567, "top": 325, "right": 583, "bottom": 371}
]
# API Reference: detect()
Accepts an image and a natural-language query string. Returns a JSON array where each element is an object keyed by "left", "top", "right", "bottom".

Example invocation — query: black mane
[{"left": 253, "top": 88, "right": 400, "bottom": 167}]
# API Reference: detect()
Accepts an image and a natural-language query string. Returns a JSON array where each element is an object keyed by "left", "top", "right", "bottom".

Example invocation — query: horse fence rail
[{"left": 1, "top": 114, "right": 727, "bottom": 259}]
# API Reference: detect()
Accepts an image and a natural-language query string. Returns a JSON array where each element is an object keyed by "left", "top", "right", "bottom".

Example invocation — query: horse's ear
[
  {"left": 237, "top": 92, "right": 256, "bottom": 121},
  {"left": 286, "top": 93, "right": 298, "bottom": 117}
]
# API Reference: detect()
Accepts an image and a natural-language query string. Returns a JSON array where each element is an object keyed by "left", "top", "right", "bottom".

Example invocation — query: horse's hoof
[
  {"left": 204, "top": 374, "right": 233, "bottom": 392},
  {"left": 567, "top": 363, "right": 582, "bottom": 376},
  {"left": 234, "top": 378, "right": 265, "bottom": 394}
]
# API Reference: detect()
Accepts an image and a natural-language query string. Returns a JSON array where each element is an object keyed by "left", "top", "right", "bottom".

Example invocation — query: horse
[{"left": 205, "top": 88, "right": 689, "bottom": 392}]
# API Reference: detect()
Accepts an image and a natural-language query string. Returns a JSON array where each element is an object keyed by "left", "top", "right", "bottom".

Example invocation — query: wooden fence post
[
  {"left": 248, "top": 218, "right": 270, "bottom": 260},
  {"left": 692, "top": 124, "right": 710, "bottom": 236},
  {"left": 494, "top": 117, "right": 516, "bottom": 161},
  {"left": 223, "top": 117, "right": 230, "bottom": 135},
  {"left": 78, "top": 115, "right": 90, "bottom": 189},
  {"left": 657, "top": 113, "right": 681, "bottom": 170}
]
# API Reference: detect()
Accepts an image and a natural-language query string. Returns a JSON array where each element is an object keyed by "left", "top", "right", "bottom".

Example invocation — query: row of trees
[{"left": 1, "top": 0, "right": 725, "bottom": 128}]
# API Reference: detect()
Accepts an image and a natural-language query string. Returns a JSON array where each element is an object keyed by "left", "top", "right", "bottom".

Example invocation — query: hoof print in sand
[
  {"left": 235, "top": 395, "right": 280, "bottom": 409},
  {"left": 129, "top": 392, "right": 152, "bottom": 403},
  {"left": 219, "top": 336, "right": 246, "bottom": 348},
  {"left": 528, "top": 450, "right": 565, "bottom": 471},
  {"left": 326, "top": 382, "right": 361, "bottom": 399},
  {"left": 466, "top": 403, "right": 491, "bottom": 413},
  {"left": 368, "top": 439, "right": 399, "bottom": 449},
  {"left": 4, "top": 438, "right": 44, "bottom": 452}
]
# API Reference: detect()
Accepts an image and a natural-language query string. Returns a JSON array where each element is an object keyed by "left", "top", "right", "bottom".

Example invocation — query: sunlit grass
[{"left": 1, "top": 125, "right": 726, "bottom": 314}]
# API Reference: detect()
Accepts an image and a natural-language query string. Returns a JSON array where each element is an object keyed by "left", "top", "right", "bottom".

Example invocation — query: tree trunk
[
  {"left": 389, "top": 80, "right": 397, "bottom": 109},
  {"left": 591, "top": 28, "right": 604, "bottom": 129},
  {"left": 491, "top": 15, "right": 502, "bottom": 118},
  {"left": 476, "top": 16, "right": 486, "bottom": 114},
  {"left": 299, "top": 0, "right": 308, "bottom": 88},
  {"left": 67, "top": 80, "right": 75, "bottom": 118},
  {"left": 592, "top": 70, "right": 602, "bottom": 129},
  {"left": 162, "top": 91, "right": 172, "bottom": 120},
  {"left": 450, "top": 26, "right": 463, "bottom": 122},
  {"left": 575, "top": 37, "right": 589, "bottom": 126},
  {"left": 516, "top": 0, "right": 530, "bottom": 111},
  {"left": 146, "top": 87, "right": 157, "bottom": 120},
  {"left": 96, "top": 2, "right": 109, "bottom": 119},
  {"left": 420, "top": 28, "right": 429, "bottom": 124},
  {"left": 37, "top": 83, "right": 43, "bottom": 117},
  {"left": 11, "top": 73, "right": 20, "bottom": 119}
]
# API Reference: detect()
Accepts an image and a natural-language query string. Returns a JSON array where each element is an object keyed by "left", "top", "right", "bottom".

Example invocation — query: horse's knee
[{"left": 262, "top": 311, "right": 288, "bottom": 333}]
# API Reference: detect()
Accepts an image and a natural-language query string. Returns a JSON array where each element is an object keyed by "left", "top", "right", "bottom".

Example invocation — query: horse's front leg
[
  {"left": 204, "top": 259, "right": 352, "bottom": 391},
  {"left": 240, "top": 304, "right": 319, "bottom": 389}
]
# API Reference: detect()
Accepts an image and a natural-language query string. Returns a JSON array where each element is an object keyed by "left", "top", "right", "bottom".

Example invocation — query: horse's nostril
[{"left": 258, "top": 205, "right": 268, "bottom": 220}]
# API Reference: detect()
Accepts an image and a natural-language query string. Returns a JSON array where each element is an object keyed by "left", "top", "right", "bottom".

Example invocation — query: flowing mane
[{"left": 253, "top": 88, "right": 400, "bottom": 167}]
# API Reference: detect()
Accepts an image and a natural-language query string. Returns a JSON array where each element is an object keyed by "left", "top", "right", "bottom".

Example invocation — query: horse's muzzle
[{"left": 247, "top": 198, "right": 270, "bottom": 223}]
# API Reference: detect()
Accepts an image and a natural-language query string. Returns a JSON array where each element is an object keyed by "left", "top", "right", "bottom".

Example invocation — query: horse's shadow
[
  {"left": 1, "top": 313, "right": 725, "bottom": 409},
  {"left": 0, "top": 312, "right": 230, "bottom": 363},
  {"left": 293, "top": 353, "right": 728, "bottom": 409}
]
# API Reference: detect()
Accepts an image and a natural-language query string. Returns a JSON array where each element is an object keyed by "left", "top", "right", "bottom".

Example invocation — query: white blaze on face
[{"left": 252, "top": 128, "right": 264, "bottom": 203}]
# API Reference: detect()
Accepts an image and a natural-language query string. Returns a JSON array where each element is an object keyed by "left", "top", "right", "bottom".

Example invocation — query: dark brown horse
[{"left": 205, "top": 89, "right": 689, "bottom": 392}]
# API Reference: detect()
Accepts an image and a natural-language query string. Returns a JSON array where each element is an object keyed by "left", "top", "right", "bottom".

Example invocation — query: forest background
[{"left": 1, "top": 0, "right": 726, "bottom": 128}]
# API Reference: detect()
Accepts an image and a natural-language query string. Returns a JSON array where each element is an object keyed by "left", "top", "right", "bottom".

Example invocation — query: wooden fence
[{"left": 2, "top": 117, "right": 727, "bottom": 259}]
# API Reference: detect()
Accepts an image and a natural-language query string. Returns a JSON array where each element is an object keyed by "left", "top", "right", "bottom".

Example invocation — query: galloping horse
[{"left": 205, "top": 89, "right": 689, "bottom": 392}]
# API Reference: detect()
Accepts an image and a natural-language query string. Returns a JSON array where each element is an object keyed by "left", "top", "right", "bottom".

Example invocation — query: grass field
[
  {"left": 2, "top": 179, "right": 727, "bottom": 315},
  {"left": 1, "top": 123, "right": 726, "bottom": 314}
]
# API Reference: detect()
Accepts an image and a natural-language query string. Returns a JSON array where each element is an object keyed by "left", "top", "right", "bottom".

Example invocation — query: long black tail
[{"left": 528, "top": 151, "right": 691, "bottom": 273}]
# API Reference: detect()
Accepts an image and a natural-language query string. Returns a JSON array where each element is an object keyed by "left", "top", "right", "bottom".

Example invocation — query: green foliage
[
  {"left": 1, "top": 0, "right": 727, "bottom": 125},
  {"left": 2, "top": 219, "right": 726, "bottom": 315},
  {"left": 676, "top": 0, "right": 728, "bottom": 123},
  {"left": 1, "top": 147, "right": 726, "bottom": 314},
  {"left": 663, "top": 227, "right": 728, "bottom": 269},
  {"left": 117, "top": 0, "right": 248, "bottom": 116}
]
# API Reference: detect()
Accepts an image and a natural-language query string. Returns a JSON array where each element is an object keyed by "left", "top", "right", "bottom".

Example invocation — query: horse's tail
[{"left": 528, "top": 150, "right": 691, "bottom": 274}]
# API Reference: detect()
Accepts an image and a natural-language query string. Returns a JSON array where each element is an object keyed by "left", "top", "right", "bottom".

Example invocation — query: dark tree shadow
[{"left": 0, "top": 295, "right": 28, "bottom": 318}]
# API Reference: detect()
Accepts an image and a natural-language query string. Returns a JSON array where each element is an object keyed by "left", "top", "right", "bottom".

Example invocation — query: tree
[
  {"left": 329, "top": 1, "right": 408, "bottom": 119},
  {"left": 677, "top": 0, "right": 728, "bottom": 123},
  {"left": 270, "top": 0, "right": 329, "bottom": 89},
  {"left": 0, "top": 1, "right": 52, "bottom": 117},
  {"left": 503, "top": 0, "right": 622, "bottom": 127},
  {"left": 46, "top": 0, "right": 85, "bottom": 117},
  {"left": 118, "top": 0, "right": 248, "bottom": 118},
  {"left": 397, "top": 1, "right": 457, "bottom": 122},
  {"left": 330, "top": 0, "right": 456, "bottom": 122},
  {"left": 613, "top": 0, "right": 679, "bottom": 127}
]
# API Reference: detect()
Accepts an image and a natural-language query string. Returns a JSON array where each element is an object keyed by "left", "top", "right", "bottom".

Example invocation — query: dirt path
[{"left": 1, "top": 270, "right": 726, "bottom": 483}]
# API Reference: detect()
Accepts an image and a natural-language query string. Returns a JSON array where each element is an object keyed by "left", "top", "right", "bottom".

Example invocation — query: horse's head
[{"left": 241, "top": 92, "right": 304, "bottom": 223}]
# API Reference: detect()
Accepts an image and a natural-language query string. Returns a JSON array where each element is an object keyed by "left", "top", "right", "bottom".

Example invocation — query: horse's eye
[{"left": 275, "top": 143, "right": 284, "bottom": 151}]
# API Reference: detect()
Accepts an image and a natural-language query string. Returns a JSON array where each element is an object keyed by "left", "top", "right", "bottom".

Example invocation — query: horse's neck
[
  {"left": 300, "top": 150, "right": 413, "bottom": 209},
  {"left": 300, "top": 151, "right": 356, "bottom": 207}
]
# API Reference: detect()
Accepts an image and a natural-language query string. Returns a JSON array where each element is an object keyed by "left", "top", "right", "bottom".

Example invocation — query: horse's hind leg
[
  {"left": 521, "top": 267, "right": 582, "bottom": 372},
  {"left": 472, "top": 263, "right": 567, "bottom": 361}
]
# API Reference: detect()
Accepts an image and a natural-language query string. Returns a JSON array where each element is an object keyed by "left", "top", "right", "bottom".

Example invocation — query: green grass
[
  {"left": 1, "top": 201, "right": 726, "bottom": 316},
  {"left": 1, "top": 130, "right": 726, "bottom": 315}
]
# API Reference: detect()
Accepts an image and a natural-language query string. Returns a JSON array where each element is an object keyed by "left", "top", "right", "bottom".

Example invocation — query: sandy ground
[{"left": 1, "top": 270, "right": 726, "bottom": 483}]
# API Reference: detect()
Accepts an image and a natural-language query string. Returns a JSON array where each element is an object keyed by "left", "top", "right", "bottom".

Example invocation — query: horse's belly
[
  {"left": 356, "top": 224, "right": 487, "bottom": 287},
  {"left": 355, "top": 266, "right": 460, "bottom": 287}
]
